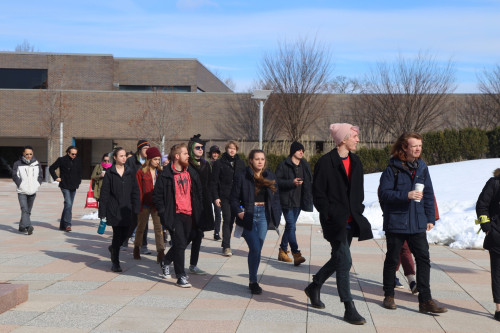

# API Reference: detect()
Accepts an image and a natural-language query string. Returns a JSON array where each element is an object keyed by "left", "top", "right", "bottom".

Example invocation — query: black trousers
[
  {"left": 164, "top": 214, "right": 197, "bottom": 277},
  {"left": 190, "top": 228, "right": 204, "bottom": 267},
  {"left": 213, "top": 203, "right": 222, "bottom": 235},
  {"left": 111, "top": 226, "right": 129, "bottom": 253},
  {"left": 221, "top": 199, "right": 236, "bottom": 249},
  {"left": 383, "top": 232, "right": 432, "bottom": 302},
  {"left": 312, "top": 229, "right": 354, "bottom": 302},
  {"left": 490, "top": 250, "right": 500, "bottom": 303}
]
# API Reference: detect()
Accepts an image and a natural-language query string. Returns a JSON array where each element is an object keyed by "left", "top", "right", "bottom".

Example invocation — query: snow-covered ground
[{"left": 82, "top": 158, "right": 500, "bottom": 249}]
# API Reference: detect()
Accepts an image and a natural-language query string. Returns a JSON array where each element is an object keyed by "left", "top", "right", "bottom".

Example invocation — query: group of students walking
[{"left": 11, "top": 123, "right": 500, "bottom": 323}]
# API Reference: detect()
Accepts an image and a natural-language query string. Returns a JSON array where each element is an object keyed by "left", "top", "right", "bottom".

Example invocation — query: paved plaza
[{"left": 0, "top": 179, "right": 498, "bottom": 332}]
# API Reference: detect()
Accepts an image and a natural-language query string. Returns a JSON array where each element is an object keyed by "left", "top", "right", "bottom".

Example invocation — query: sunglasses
[
  {"left": 24, "top": 153, "right": 33, "bottom": 155},
  {"left": 194, "top": 146, "right": 204, "bottom": 151},
  {"left": 69, "top": 153, "right": 77, "bottom": 156}
]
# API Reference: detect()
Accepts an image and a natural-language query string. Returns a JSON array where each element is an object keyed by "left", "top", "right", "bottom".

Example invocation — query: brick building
[{"left": 0, "top": 52, "right": 466, "bottom": 179}]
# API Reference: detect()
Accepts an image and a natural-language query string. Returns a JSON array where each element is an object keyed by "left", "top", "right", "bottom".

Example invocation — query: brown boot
[
  {"left": 157, "top": 250, "right": 165, "bottom": 264},
  {"left": 383, "top": 296, "right": 397, "bottom": 309},
  {"left": 419, "top": 299, "right": 448, "bottom": 313},
  {"left": 292, "top": 251, "right": 306, "bottom": 266},
  {"left": 133, "top": 246, "right": 141, "bottom": 260},
  {"left": 278, "top": 248, "right": 292, "bottom": 262}
]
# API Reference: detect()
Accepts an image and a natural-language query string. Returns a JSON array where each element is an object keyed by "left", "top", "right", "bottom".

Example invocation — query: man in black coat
[
  {"left": 210, "top": 140, "right": 246, "bottom": 256},
  {"left": 304, "top": 123, "right": 372, "bottom": 325},
  {"left": 275, "top": 141, "right": 313, "bottom": 266},
  {"left": 186, "top": 134, "right": 214, "bottom": 275},
  {"left": 153, "top": 143, "right": 204, "bottom": 288},
  {"left": 49, "top": 145, "right": 82, "bottom": 232}
]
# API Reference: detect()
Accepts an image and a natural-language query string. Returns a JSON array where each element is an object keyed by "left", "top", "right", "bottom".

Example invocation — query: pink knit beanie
[{"left": 329, "top": 123, "right": 359, "bottom": 145}]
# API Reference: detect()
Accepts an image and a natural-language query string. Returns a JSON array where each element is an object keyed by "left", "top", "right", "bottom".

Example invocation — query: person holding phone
[{"left": 275, "top": 141, "right": 312, "bottom": 266}]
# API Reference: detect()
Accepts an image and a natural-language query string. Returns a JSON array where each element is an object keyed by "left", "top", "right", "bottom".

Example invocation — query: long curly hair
[{"left": 391, "top": 132, "right": 423, "bottom": 161}]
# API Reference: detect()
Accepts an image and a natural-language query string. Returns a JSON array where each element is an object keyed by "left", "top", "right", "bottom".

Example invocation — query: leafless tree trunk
[
  {"left": 358, "top": 52, "right": 456, "bottom": 139},
  {"left": 258, "top": 36, "right": 332, "bottom": 141},
  {"left": 128, "top": 90, "right": 191, "bottom": 152},
  {"left": 38, "top": 66, "right": 71, "bottom": 178},
  {"left": 217, "top": 93, "right": 282, "bottom": 141},
  {"left": 477, "top": 65, "right": 500, "bottom": 128}
]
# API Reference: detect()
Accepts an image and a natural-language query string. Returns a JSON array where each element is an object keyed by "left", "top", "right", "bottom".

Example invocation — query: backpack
[{"left": 379, "top": 165, "right": 439, "bottom": 221}]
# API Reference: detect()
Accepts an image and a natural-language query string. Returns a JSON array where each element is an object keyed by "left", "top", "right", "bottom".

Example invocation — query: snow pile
[{"left": 81, "top": 210, "right": 99, "bottom": 220}]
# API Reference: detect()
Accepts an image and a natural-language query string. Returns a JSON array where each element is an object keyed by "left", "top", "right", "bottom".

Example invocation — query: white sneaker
[
  {"left": 160, "top": 264, "right": 171, "bottom": 279},
  {"left": 189, "top": 265, "right": 207, "bottom": 275}
]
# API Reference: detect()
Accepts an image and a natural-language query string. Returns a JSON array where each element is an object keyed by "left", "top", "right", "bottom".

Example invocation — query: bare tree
[
  {"left": 218, "top": 92, "right": 282, "bottom": 141},
  {"left": 128, "top": 90, "right": 191, "bottom": 153},
  {"left": 258, "top": 36, "right": 332, "bottom": 141},
  {"left": 38, "top": 66, "right": 71, "bottom": 177},
  {"left": 328, "top": 76, "right": 364, "bottom": 94},
  {"left": 477, "top": 65, "right": 500, "bottom": 129},
  {"left": 452, "top": 94, "right": 499, "bottom": 130},
  {"left": 15, "top": 40, "right": 39, "bottom": 52},
  {"left": 358, "top": 52, "right": 456, "bottom": 139}
]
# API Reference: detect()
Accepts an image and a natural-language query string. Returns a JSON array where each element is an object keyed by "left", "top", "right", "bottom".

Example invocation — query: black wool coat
[
  {"left": 210, "top": 152, "right": 246, "bottom": 200},
  {"left": 153, "top": 163, "right": 203, "bottom": 232},
  {"left": 476, "top": 173, "right": 500, "bottom": 254},
  {"left": 230, "top": 167, "right": 282, "bottom": 232},
  {"left": 313, "top": 149, "right": 373, "bottom": 242},
  {"left": 125, "top": 153, "right": 143, "bottom": 175},
  {"left": 275, "top": 157, "right": 313, "bottom": 212},
  {"left": 49, "top": 155, "right": 82, "bottom": 190},
  {"left": 189, "top": 159, "right": 215, "bottom": 231},
  {"left": 98, "top": 165, "right": 141, "bottom": 227}
]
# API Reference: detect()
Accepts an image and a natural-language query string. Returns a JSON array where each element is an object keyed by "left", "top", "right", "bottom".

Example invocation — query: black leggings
[
  {"left": 112, "top": 226, "right": 129, "bottom": 252},
  {"left": 490, "top": 251, "right": 500, "bottom": 303}
]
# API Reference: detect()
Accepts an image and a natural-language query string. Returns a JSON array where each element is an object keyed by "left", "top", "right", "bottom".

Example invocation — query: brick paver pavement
[{"left": 0, "top": 179, "right": 498, "bottom": 332}]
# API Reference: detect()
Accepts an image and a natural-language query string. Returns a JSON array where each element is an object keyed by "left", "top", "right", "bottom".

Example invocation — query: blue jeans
[
  {"left": 243, "top": 205, "right": 268, "bottom": 283},
  {"left": 60, "top": 188, "right": 76, "bottom": 229},
  {"left": 280, "top": 207, "right": 301, "bottom": 253},
  {"left": 18, "top": 193, "right": 36, "bottom": 229}
]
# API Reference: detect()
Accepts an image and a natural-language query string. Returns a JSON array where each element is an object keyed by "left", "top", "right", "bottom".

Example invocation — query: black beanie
[
  {"left": 137, "top": 139, "right": 150, "bottom": 151},
  {"left": 290, "top": 141, "right": 305, "bottom": 156}
]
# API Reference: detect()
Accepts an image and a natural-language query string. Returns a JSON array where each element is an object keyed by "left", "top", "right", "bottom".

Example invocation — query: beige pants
[{"left": 135, "top": 208, "right": 165, "bottom": 252}]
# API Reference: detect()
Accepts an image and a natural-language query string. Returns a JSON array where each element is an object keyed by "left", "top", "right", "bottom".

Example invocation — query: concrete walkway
[{"left": 0, "top": 179, "right": 498, "bottom": 332}]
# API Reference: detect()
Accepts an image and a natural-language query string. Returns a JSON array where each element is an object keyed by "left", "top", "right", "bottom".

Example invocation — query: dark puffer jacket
[
  {"left": 98, "top": 165, "right": 141, "bottom": 227},
  {"left": 153, "top": 163, "right": 203, "bottom": 232},
  {"left": 379, "top": 157, "right": 435, "bottom": 234},
  {"left": 476, "top": 168, "right": 500, "bottom": 254},
  {"left": 49, "top": 155, "right": 82, "bottom": 190},
  {"left": 313, "top": 149, "right": 373, "bottom": 242},
  {"left": 230, "top": 167, "right": 282, "bottom": 232},
  {"left": 210, "top": 152, "right": 246, "bottom": 201},
  {"left": 275, "top": 157, "right": 313, "bottom": 212}
]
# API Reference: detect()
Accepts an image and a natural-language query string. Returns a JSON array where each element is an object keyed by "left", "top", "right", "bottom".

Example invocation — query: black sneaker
[
  {"left": 214, "top": 233, "right": 221, "bottom": 241},
  {"left": 176, "top": 276, "right": 192, "bottom": 288},
  {"left": 18, "top": 227, "right": 28, "bottom": 234},
  {"left": 249, "top": 282, "right": 262, "bottom": 295},
  {"left": 160, "top": 264, "right": 172, "bottom": 279},
  {"left": 26, "top": 226, "right": 34, "bottom": 235},
  {"left": 495, "top": 311, "right": 500, "bottom": 321}
]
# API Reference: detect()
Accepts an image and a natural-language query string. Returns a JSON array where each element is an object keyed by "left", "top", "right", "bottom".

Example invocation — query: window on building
[
  {"left": 0, "top": 68, "right": 48, "bottom": 89},
  {"left": 119, "top": 85, "right": 191, "bottom": 92}
]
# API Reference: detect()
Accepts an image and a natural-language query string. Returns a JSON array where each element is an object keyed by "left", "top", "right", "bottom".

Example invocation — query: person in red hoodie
[{"left": 134, "top": 147, "right": 165, "bottom": 263}]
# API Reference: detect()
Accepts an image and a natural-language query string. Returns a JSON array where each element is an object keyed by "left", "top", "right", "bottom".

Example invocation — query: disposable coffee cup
[{"left": 414, "top": 183, "right": 424, "bottom": 202}]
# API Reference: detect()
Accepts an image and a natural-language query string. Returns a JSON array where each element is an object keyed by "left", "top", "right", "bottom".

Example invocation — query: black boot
[
  {"left": 304, "top": 282, "right": 325, "bottom": 309},
  {"left": 109, "top": 246, "right": 122, "bottom": 272},
  {"left": 343, "top": 301, "right": 366, "bottom": 325}
]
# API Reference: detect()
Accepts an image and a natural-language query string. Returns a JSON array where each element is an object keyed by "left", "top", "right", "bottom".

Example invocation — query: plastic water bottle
[{"left": 97, "top": 218, "right": 107, "bottom": 235}]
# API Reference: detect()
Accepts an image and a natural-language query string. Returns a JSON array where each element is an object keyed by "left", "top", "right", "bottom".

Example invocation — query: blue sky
[{"left": 1, "top": 0, "right": 499, "bottom": 92}]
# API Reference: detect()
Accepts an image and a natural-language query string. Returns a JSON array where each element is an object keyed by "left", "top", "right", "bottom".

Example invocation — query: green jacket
[{"left": 91, "top": 164, "right": 105, "bottom": 200}]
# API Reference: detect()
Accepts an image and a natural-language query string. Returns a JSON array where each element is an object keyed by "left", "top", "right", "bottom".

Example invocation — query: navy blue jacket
[
  {"left": 378, "top": 157, "right": 435, "bottom": 234},
  {"left": 230, "top": 167, "right": 282, "bottom": 232}
]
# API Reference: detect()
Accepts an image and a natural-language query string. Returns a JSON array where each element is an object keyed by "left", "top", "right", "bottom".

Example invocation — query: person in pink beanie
[{"left": 304, "top": 123, "right": 372, "bottom": 325}]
